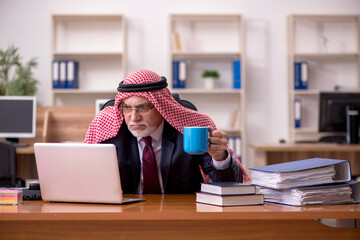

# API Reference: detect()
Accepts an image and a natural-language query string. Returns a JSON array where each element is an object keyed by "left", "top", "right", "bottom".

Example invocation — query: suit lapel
[
  {"left": 126, "top": 128, "right": 141, "bottom": 190},
  {"left": 160, "top": 121, "right": 177, "bottom": 190}
]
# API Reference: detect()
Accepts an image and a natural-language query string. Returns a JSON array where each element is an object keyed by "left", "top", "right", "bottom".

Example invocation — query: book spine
[
  {"left": 233, "top": 60, "right": 241, "bottom": 89},
  {"left": 294, "top": 61, "right": 309, "bottom": 90},
  {"left": 59, "top": 60, "right": 67, "bottom": 89},
  {"left": 172, "top": 32, "right": 182, "bottom": 52},
  {"left": 227, "top": 137, "right": 235, "bottom": 154},
  {"left": 178, "top": 60, "right": 186, "bottom": 88},
  {"left": 294, "top": 62, "right": 301, "bottom": 90},
  {"left": 230, "top": 109, "right": 239, "bottom": 129},
  {"left": 235, "top": 136, "right": 241, "bottom": 161},
  {"left": 66, "top": 61, "right": 79, "bottom": 89},
  {"left": 228, "top": 136, "right": 241, "bottom": 161},
  {"left": 301, "top": 61, "right": 308, "bottom": 89},
  {"left": 52, "top": 60, "right": 60, "bottom": 89},
  {"left": 172, "top": 61, "right": 179, "bottom": 88},
  {"left": 294, "top": 98, "right": 301, "bottom": 128}
]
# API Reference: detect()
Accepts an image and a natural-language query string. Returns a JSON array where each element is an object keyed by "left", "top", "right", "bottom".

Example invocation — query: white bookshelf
[
  {"left": 288, "top": 15, "right": 360, "bottom": 142},
  {"left": 169, "top": 14, "right": 246, "bottom": 164},
  {"left": 51, "top": 15, "right": 126, "bottom": 106}
]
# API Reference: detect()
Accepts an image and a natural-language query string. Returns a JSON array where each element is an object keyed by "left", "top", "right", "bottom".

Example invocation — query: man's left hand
[{"left": 207, "top": 127, "right": 228, "bottom": 161}]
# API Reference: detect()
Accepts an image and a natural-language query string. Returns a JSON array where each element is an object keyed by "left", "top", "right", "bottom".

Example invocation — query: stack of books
[
  {"left": 195, "top": 182, "right": 264, "bottom": 207},
  {"left": 250, "top": 158, "right": 360, "bottom": 206}
]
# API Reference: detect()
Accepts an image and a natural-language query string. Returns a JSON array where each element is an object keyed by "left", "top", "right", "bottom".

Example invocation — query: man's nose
[{"left": 130, "top": 110, "right": 141, "bottom": 121}]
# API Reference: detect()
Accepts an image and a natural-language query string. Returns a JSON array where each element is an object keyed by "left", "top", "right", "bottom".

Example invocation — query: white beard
[{"left": 127, "top": 121, "right": 157, "bottom": 138}]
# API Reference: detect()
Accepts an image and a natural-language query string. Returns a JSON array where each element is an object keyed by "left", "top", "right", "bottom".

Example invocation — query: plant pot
[{"left": 204, "top": 77, "right": 217, "bottom": 89}]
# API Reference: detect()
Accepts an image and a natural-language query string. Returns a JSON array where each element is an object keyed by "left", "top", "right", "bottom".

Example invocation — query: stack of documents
[
  {"left": 250, "top": 158, "right": 360, "bottom": 206},
  {"left": 251, "top": 165, "right": 335, "bottom": 189},
  {"left": 250, "top": 158, "right": 350, "bottom": 190},
  {"left": 259, "top": 182, "right": 358, "bottom": 206}
]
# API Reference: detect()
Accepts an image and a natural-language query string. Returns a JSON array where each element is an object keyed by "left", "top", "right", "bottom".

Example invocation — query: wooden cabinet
[
  {"left": 169, "top": 14, "right": 246, "bottom": 163},
  {"left": 51, "top": 15, "right": 126, "bottom": 106},
  {"left": 287, "top": 15, "right": 360, "bottom": 142}
]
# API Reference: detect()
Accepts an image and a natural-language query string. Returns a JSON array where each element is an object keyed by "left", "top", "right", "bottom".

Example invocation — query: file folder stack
[
  {"left": 52, "top": 60, "right": 79, "bottom": 89},
  {"left": 249, "top": 158, "right": 360, "bottom": 206}
]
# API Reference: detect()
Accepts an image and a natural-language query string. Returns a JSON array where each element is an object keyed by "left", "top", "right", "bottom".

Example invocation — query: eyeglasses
[{"left": 121, "top": 104, "right": 155, "bottom": 114}]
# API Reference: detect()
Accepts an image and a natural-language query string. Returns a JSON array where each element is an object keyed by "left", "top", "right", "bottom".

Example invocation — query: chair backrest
[
  {"left": 0, "top": 141, "right": 17, "bottom": 186},
  {"left": 100, "top": 93, "right": 197, "bottom": 111},
  {"left": 171, "top": 93, "right": 197, "bottom": 111}
]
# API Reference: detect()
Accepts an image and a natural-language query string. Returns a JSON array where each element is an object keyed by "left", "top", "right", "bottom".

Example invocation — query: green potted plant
[
  {"left": 0, "top": 45, "right": 39, "bottom": 96},
  {"left": 201, "top": 70, "right": 220, "bottom": 89}
]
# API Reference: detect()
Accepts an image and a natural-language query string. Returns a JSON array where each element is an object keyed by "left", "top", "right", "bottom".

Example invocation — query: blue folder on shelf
[
  {"left": 178, "top": 60, "right": 186, "bottom": 88},
  {"left": 172, "top": 61, "right": 179, "bottom": 88},
  {"left": 59, "top": 60, "right": 67, "bottom": 88},
  {"left": 294, "top": 98, "right": 301, "bottom": 128},
  {"left": 66, "top": 60, "right": 79, "bottom": 89},
  {"left": 52, "top": 60, "right": 60, "bottom": 89},
  {"left": 233, "top": 60, "right": 241, "bottom": 89},
  {"left": 294, "top": 61, "right": 308, "bottom": 90},
  {"left": 172, "top": 60, "right": 186, "bottom": 88},
  {"left": 250, "top": 158, "right": 351, "bottom": 189}
]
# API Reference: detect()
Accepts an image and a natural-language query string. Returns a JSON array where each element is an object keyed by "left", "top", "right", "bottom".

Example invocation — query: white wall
[{"left": 1, "top": 0, "right": 360, "bottom": 168}]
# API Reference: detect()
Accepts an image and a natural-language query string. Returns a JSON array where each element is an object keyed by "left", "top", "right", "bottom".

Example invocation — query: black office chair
[
  {"left": 171, "top": 93, "right": 197, "bottom": 111},
  {"left": 0, "top": 141, "right": 25, "bottom": 187},
  {"left": 100, "top": 92, "right": 197, "bottom": 111}
]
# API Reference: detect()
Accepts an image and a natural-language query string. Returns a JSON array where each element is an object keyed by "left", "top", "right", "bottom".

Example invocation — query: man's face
[{"left": 121, "top": 96, "right": 163, "bottom": 138}]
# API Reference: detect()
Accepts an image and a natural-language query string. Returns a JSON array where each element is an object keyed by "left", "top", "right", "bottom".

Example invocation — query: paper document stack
[
  {"left": 259, "top": 182, "right": 358, "bottom": 206},
  {"left": 250, "top": 164, "right": 336, "bottom": 189},
  {"left": 250, "top": 158, "right": 360, "bottom": 206}
]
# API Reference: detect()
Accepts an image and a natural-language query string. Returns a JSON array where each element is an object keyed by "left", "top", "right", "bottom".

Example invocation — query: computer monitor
[
  {"left": 0, "top": 96, "right": 37, "bottom": 144},
  {"left": 319, "top": 92, "right": 360, "bottom": 144}
]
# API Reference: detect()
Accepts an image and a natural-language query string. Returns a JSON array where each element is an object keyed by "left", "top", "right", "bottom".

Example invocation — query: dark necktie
[{"left": 142, "top": 136, "right": 161, "bottom": 193}]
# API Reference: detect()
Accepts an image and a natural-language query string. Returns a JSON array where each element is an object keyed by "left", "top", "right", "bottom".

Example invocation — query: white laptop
[{"left": 34, "top": 143, "right": 144, "bottom": 204}]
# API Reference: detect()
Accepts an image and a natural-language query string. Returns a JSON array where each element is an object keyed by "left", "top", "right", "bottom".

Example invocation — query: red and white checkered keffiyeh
[{"left": 84, "top": 69, "right": 250, "bottom": 182}]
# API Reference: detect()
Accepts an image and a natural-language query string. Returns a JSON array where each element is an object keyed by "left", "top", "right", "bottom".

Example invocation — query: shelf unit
[
  {"left": 169, "top": 14, "right": 246, "bottom": 163},
  {"left": 288, "top": 15, "right": 360, "bottom": 142},
  {"left": 51, "top": 15, "right": 126, "bottom": 106}
]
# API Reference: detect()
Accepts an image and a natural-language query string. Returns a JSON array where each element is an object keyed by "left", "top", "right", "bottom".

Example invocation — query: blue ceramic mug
[{"left": 183, "top": 127, "right": 210, "bottom": 155}]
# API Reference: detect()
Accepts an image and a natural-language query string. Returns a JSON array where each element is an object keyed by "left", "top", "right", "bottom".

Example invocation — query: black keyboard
[
  {"left": 22, "top": 182, "right": 42, "bottom": 200},
  {"left": 22, "top": 189, "right": 42, "bottom": 200},
  {"left": 295, "top": 140, "right": 319, "bottom": 144},
  {"left": 319, "top": 136, "right": 347, "bottom": 144}
]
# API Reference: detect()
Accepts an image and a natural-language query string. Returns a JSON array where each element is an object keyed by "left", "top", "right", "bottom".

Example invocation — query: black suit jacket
[{"left": 103, "top": 121, "right": 242, "bottom": 193}]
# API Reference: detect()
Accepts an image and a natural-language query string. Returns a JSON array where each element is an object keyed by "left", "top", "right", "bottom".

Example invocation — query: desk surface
[
  {"left": 15, "top": 145, "right": 34, "bottom": 155},
  {"left": 2, "top": 194, "right": 360, "bottom": 240},
  {"left": 1, "top": 194, "right": 360, "bottom": 221}
]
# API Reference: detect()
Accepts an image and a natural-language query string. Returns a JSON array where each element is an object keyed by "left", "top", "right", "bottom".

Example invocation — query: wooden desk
[
  {"left": 1, "top": 194, "right": 359, "bottom": 240},
  {"left": 249, "top": 143, "right": 360, "bottom": 176}
]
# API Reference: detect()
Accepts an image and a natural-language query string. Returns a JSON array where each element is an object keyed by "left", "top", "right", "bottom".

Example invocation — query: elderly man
[{"left": 85, "top": 69, "right": 249, "bottom": 193}]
